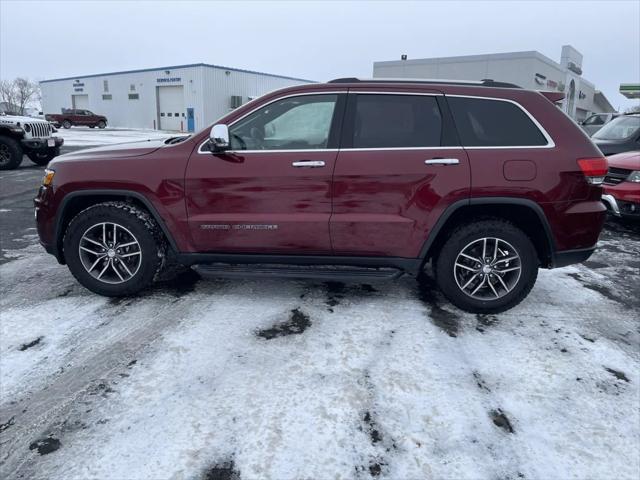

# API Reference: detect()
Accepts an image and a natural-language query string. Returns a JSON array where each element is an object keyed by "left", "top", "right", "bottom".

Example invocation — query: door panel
[
  {"left": 331, "top": 148, "right": 469, "bottom": 257},
  {"left": 331, "top": 92, "right": 470, "bottom": 258},
  {"left": 185, "top": 92, "right": 345, "bottom": 254},
  {"left": 185, "top": 151, "right": 337, "bottom": 253}
]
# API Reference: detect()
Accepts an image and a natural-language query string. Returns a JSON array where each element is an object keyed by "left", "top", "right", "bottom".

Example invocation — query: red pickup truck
[{"left": 45, "top": 109, "right": 108, "bottom": 129}]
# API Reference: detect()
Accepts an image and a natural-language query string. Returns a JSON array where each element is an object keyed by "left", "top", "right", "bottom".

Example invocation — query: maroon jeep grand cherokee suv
[{"left": 34, "top": 78, "right": 607, "bottom": 313}]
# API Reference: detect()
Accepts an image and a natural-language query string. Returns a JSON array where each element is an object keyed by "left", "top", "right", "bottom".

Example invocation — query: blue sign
[{"left": 157, "top": 77, "right": 181, "bottom": 83}]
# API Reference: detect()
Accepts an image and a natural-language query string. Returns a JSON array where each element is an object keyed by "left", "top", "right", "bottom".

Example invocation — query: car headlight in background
[
  {"left": 627, "top": 171, "right": 640, "bottom": 183},
  {"left": 42, "top": 168, "right": 55, "bottom": 186}
]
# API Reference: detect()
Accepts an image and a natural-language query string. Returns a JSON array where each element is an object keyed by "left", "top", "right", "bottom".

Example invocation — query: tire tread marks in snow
[{"left": 256, "top": 308, "right": 311, "bottom": 340}]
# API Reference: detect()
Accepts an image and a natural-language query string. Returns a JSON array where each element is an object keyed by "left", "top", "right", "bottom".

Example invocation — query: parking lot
[{"left": 1, "top": 129, "right": 639, "bottom": 479}]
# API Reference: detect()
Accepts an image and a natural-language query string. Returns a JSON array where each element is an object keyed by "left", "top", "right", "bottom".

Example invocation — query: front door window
[{"left": 229, "top": 94, "right": 337, "bottom": 150}]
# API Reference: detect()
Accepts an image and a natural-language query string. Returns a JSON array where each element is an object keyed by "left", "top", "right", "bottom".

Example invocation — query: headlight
[
  {"left": 627, "top": 171, "right": 640, "bottom": 183},
  {"left": 42, "top": 168, "right": 55, "bottom": 186},
  {"left": 24, "top": 124, "right": 31, "bottom": 133}
]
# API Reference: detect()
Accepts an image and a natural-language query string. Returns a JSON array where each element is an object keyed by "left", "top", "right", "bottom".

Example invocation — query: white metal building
[
  {"left": 40, "top": 63, "right": 314, "bottom": 131},
  {"left": 373, "top": 45, "right": 615, "bottom": 121}
]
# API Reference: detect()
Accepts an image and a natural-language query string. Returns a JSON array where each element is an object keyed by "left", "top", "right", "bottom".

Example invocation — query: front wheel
[
  {"left": 63, "top": 202, "right": 165, "bottom": 296},
  {"left": 98, "top": 120, "right": 106, "bottom": 129},
  {"left": 0, "top": 136, "right": 23, "bottom": 170},
  {"left": 62, "top": 120, "right": 72, "bottom": 129},
  {"left": 433, "top": 219, "right": 538, "bottom": 314}
]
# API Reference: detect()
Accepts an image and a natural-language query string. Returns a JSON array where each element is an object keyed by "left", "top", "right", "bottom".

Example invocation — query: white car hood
[{"left": 0, "top": 115, "right": 50, "bottom": 125}]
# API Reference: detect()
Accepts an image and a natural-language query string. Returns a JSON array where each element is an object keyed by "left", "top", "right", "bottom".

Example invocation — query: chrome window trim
[
  {"left": 197, "top": 91, "right": 344, "bottom": 155},
  {"left": 340, "top": 146, "right": 464, "bottom": 152},
  {"left": 445, "top": 94, "right": 556, "bottom": 149},
  {"left": 197, "top": 90, "right": 556, "bottom": 154}
]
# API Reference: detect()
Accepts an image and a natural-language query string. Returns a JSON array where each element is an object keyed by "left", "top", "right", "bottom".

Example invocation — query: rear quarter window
[{"left": 448, "top": 97, "right": 549, "bottom": 147}]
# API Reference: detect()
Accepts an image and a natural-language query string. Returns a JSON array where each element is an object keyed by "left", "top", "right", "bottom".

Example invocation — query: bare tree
[
  {"left": 0, "top": 79, "right": 18, "bottom": 112},
  {"left": 14, "top": 78, "right": 39, "bottom": 115},
  {"left": 0, "top": 77, "right": 40, "bottom": 114}
]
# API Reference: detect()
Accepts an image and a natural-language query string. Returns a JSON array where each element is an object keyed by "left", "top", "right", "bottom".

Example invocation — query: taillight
[{"left": 577, "top": 157, "right": 608, "bottom": 185}]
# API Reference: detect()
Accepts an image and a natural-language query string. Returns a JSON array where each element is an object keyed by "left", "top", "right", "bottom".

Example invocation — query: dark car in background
[
  {"left": 45, "top": 109, "right": 108, "bottom": 129},
  {"left": 580, "top": 112, "right": 619, "bottom": 136},
  {"left": 592, "top": 114, "right": 640, "bottom": 156}
]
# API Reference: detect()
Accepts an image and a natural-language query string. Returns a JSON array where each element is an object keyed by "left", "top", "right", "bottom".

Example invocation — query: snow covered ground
[
  {"left": 53, "top": 127, "right": 180, "bottom": 148},
  {"left": 0, "top": 175, "right": 639, "bottom": 479}
]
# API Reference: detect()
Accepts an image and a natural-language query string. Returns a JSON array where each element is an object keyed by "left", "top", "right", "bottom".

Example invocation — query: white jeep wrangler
[{"left": 0, "top": 113, "right": 64, "bottom": 170}]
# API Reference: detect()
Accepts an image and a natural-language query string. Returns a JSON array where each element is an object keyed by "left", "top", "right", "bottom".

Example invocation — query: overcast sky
[{"left": 1, "top": 0, "right": 639, "bottom": 110}]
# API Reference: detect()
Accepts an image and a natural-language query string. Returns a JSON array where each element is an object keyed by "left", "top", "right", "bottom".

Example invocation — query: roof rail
[{"left": 327, "top": 77, "right": 521, "bottom": 89}]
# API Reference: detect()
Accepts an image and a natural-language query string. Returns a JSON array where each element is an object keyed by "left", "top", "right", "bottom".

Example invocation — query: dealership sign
[
  {"left": 157, "top": 77, "right": 181, "bottom": 83},
  {"left": 73, "top": 79, "right": 84, "bottom": 92}
]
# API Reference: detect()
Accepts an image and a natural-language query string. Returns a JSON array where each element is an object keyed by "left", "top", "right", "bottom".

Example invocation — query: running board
[{"left": 194, "top": 263, "right": 404, "bottom": 282}]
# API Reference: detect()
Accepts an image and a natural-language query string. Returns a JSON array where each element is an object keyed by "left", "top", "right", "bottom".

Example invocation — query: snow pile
[
  {"left": 54, "top": 127, "right": 178, "bottom": 147},
  {"left": 1, "top": 243, "right": 638, "bottom": 479}
]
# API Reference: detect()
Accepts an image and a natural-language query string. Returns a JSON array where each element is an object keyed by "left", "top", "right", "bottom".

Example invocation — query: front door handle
[
  {"left": 292, "top": 160, "right": 325, "bottom": 168},
  {"left": 425, "top": 158, "right": 460, "bottom": 166}
]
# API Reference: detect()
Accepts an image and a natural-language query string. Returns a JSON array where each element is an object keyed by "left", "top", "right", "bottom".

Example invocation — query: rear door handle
[
  {"left": 424, "top": 158, "right": 460, "bottom": 165},
  {"left": 292, "top": 160, "right": 325, "bottom": 168}
]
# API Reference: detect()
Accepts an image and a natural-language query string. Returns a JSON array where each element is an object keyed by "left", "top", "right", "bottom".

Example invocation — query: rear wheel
[
  {"left": 63, "top": 202, "right": 165, "bottom": 296},
  {"left": 62, "top": 120, "right": 72, "bottom": 129},
  {"left": 0, "top": 136, "right": 23, "bottom": 170},
  {"left": 433, "top": 219, "right": 538, "bottom": 314}
]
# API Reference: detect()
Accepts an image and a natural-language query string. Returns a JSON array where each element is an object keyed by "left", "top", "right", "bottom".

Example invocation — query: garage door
[
  {"left": 158, "top": 86, "right": 185, "bottom": 131},
  {"left": 72, "top": 94, "right": 89, "bottom": 110}
]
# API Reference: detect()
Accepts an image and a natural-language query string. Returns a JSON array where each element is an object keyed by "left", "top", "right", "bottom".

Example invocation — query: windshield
[{"left": 593, "top": 116, "right": 640, "bottom": 140}]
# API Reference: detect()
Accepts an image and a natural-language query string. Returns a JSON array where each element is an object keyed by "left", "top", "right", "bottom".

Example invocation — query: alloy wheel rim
[
  {"left": 453, "top": 237, "right": 522, "bottom": 300},
  {"left": 78, "top": 222, "right": 142, "bottom": 284}
]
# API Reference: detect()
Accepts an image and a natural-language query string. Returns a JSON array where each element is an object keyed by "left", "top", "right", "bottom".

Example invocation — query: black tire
[
  {"left": 27, "top": 148, "right": 59, "bottom": 166},
  {"left": 98, "top": 120, "right": 106, "bottom": 129},
  {"left": 433, "top": 219, "right": 539, "bottom": 314},
  {"left": 62, "top": 120, "right": 72, "bottom": 129},
  {"left": 89, "top": 125, "right": 95, "bottom": 129},
  {"left": 0, "top": 136, "right": 24, "bottom": 170},
  {"left": 63, "top": 202, "right": 166, "bottom": 297}
]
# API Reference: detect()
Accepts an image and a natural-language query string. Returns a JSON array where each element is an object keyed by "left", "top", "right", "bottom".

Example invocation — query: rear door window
[
  {"left": 351, "top": 94, "right": 443, "bottom": 148},
  {"left": 585, "top": 115, "right": 606, "bottom": 125},
  {"left": 447, "top": 97, "right": 549, "bottom": 147}
]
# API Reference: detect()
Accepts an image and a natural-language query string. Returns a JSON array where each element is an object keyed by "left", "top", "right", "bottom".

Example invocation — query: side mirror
[{"left": 209, "top": 124, "right": 230, "bottom": 152}]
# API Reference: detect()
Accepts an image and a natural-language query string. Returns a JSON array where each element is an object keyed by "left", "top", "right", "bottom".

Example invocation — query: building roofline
[
  {"left": 40, "top": 62, "right": 315, "bottom": 84},
  {"left": 374, "top": 50, "right": 564, "bottom": 72},
  {"left": 594, "top": 90, "right": 616, "bottom": 113}
]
